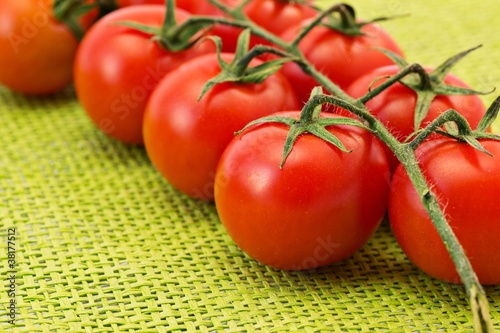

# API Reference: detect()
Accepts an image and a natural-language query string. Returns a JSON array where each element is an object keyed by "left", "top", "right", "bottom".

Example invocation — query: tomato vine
[
  {"left": 123, "top": 1, "right": 499, "bottom": 331},
  {"left": 204, "top": 1, "right": 498, "bottom": 331}
]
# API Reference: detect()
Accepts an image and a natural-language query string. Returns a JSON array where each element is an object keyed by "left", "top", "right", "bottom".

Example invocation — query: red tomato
[
  {"left": 280, "top": 20, "right": 403, "bottom": 103},
  {"left": 345, "top": 65, "right": 487, "bottom": 172},
  {"left": 143, "top": 53, "right": 300, "bottom": 201},
  {"left": 74, "top": 5, "right": 214, "bottom": 145},
  {"left": 389, "top": 138, "right": 500, "bottom": 285},
  {"left": 214, "top": 111, "right": 390, "bottom": 270},
  {"left": 0, "top": 0, "right": 97, "bottom": 95}
]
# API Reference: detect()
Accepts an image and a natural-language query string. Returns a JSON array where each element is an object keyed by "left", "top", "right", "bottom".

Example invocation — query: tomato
[
  {"left": 345, "top": 65, "right": 487, "bottom": 172},
  {"left": 0, "top": 0, "right": 97, "bottom": 95},
  {"left": 279, "top": 19, "right": 403, "bottom": 103},
  {"left": 214, "top": 111, "right": 390, "bottom": 270},
  {"left": 74, "top": 5, "right": 214, "bottom": 145},
  {"left": 389, "top": 138, "right": 500, "bottom": 285},
  {"left": 143, "top": 53, "right": 300, "bottom": 201}
]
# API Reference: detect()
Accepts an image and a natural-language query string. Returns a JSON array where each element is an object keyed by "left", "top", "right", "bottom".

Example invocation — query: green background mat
[{"left": 1, "top": 1, "right": 499, "bottom": 332}]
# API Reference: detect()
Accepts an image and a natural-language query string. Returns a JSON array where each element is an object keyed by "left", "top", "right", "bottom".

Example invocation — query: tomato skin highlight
[
  {"left": 0, "top": 0, "right": 78, "bottom": 95},
  {"left": 143, "top": 53, "right": 300, "bottom": 201},
  {"left": 389, "top": 138, "right": 500, "bottom": 285},
  {"left": 346, "top": 65, "right": 487, "bottom": 172},
  {"left": 214, "top": 112, "right": 391, "bottom": 270},
  {"left": 279, "top": 20, "right": 403, "bottom": 103},
  {"left": 74, "top": 5, "right": 214, "bottom": 145}
]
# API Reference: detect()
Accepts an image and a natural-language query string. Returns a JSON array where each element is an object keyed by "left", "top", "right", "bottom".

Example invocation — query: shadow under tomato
[{"left": 0, "top": 83, "right": 78, "bottom": 106}]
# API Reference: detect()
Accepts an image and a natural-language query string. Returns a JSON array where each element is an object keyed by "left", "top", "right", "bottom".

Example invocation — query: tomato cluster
[{"left": 2, "top": 0, "right": 499, "bottom": 286}]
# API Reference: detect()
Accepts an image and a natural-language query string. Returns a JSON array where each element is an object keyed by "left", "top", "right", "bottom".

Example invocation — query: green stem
[
  {"left": 408, "top": 109, "right": 471, "bottom": 149},
  {"left": 357, "top": 63, "right": 428, "bottom": 104},
  {"left": 162, "top": 0, "right": 177, "bottom": 37},
  {"left": 290, "top": 4, "right": 342, "bottom": 47},
  {"left": 293, "top": 57, "right": 356, "bottom": 103}
]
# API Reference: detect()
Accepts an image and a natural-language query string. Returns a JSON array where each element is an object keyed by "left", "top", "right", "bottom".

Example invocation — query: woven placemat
[{"left": 1, "top": 1, "right": 499, "bottom": 332}]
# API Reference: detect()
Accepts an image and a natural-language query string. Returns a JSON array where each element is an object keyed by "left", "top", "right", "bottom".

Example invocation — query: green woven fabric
[{"left": 1, "top": 1, "right": 499, "bottom": 332}]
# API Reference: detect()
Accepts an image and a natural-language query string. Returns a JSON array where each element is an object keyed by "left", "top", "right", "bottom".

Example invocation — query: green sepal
[
  {"left": 462, "top": 136, "right": 494, "bottom": 156},
  {"left": 432, "top": 45, "right": 482, "bottom": 81},
  {"left": 166, "top": 21, "right": 214, "bottom": 51},
  {"left": 319, "top": 3, "right": 402, "bottom": 37},
  {"left": 197, "top": 29, "right": 291, "bottom": 101},
  {"left": 410, "top": 97, "right": 500, "bottom": 156},
  {"left": 240, "top": 58, "right": 289, "bottom": 83},
  {"left": 235, "top": 116, "right": 297, "bottom": 136},
  {"left": 376, "top": 48, "right": 409, "bottom": 69},
  {"left": 113, "top": 19, "right": 211, "bottom": 52},
  {"left": 112, "top": 0, "right": 214, "bottom": 52},
  {"left": 413, "top": 91, "right": 436, "bottom": 131},
  {"left": 476, "top": 96, "right": 500, "bottom": 132},
  {"left": 112, "top": 21, "right": 161, "bottom": 36}
]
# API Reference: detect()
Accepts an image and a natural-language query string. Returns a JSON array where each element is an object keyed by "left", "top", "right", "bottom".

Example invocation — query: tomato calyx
[
  {"left": 290, "top": 2, "right": 397, "bottom": 47},
  {"left": 115, "top": 1, "right": 214, "bottom": 52},
  {"left": 372, "top": 45, "right": 494, "bottom": 131},
  {"left": 320, "top": 3, "right": 363, "bottom": 36},
  {"left": 53, "top": 0, "right": 98, "bottom": 40},
  {"left": 198, "top": 29, "right": 291, "bottom": 100},
  {"left": 409, "top": 96, "right": 500, "bottom": 155},
  {"left": 236, "top": 87, "right": 368, "bottom": 168}
]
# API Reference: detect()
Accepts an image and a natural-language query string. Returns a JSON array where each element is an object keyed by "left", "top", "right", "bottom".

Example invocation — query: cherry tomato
[
  {"left": 389, "top": 138, "right": 500, "bottom": 285},
  {"left": 0, "top": 0, "right": 97, "bottom": 95},
  {"left": 214, "top": 111, "right": 390, "bottom": 270},
  {"left": 280, "top": 19, "right": 403, "bottom": 103},
  {"left": 74, "top": 5, "right": 214, "bottom": 144},
  {"left": 143, "top": 53, "right": 300, "bottom": 201},
  {"left": 345, "top": 65, "right": 487, "bottom": 172}
]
